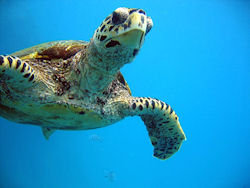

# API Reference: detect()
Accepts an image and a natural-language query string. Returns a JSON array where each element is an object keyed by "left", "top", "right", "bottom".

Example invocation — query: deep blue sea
[{"left": 0, "top": 0, "right": 249, "bottom": 188}]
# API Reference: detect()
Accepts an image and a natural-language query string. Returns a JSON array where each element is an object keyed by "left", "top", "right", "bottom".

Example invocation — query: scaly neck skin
[{"left": 79, "top": 40, "right": 131, "bottom": 93}]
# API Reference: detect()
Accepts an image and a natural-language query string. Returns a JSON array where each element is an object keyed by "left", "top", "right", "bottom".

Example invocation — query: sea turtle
[{"left": 0, "top": 7, "right": 186, "bottom": 160}]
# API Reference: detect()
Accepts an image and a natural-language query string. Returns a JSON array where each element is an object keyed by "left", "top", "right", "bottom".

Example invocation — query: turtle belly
[
  {"left": 0, "top": 100, "right": 110, "bottom": 130},
  {"left": 39, "top": 103, "right": 108, "bottom": 130}
]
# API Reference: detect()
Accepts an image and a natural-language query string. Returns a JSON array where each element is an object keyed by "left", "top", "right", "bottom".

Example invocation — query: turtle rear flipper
[
  {"left": 42, "top": 127, "right": 56, "bottom": 140},
  {"left": 122, "top": 97, "right": 186, "bottom": 160},
  {"left": 0, "top": 55, "right": 37, "bottom": 91}
]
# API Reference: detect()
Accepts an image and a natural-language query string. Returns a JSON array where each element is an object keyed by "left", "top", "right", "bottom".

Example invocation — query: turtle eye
[
  {"left": 146, "top": 17, "right": 153, "bottom": 35},
  {"left": 112, "top": 8, "right": 129, "bottom": 25},
  {"left": 129, "top": 9, "right": 138, "bottom": 14},
  {"left": 138, "top": 9, "right": 146, "bottom": 15}
]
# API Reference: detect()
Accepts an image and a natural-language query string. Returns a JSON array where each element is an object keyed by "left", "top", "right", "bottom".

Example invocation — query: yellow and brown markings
[
  {"left": 37, "top": 44, "right": 84, "bottom": 60},
  {"left": 16, "top": 41, "right": 86, "bottom": 61},
  {"left": 0, "top": 55, "right": 37, "bottom": 82},
  {"left": 20, "top": 51, "right": 48, "bottom": 60}
]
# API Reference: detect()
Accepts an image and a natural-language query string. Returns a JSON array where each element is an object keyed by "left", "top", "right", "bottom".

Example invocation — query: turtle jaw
[
  {"left": 112, "top": 29, "right": 145, "bottom": 49},
  {"left": 92, "top": 7, "right": 153, "bottom": 54}
]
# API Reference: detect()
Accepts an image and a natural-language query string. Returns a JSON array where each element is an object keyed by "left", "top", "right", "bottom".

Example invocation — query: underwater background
[{"left": 0, "top": 0, "right": 249, "bottom": 187}]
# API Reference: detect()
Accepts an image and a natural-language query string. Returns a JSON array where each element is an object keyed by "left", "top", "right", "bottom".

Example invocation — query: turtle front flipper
[
  {"left": 121, "top": 97, "right": 186, "bottom": 160},
  {"left": 0, "top": 55, "right": 38, "bottom": 91},
  {"left": 0, "top": 55, "right": 42, "bottom": 123}
]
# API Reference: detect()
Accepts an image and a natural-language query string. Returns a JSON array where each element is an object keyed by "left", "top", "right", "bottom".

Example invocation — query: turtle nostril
[{"left": 112, "top": 8, "right": 129, "bottom": 25}]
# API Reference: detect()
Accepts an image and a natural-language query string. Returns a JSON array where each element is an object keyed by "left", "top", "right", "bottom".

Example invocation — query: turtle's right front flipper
[
  {"left": 0, "top": 55, "right": 38, "bottom": 91},
  {"left": 119, "top": 97, "right": 186, "bottom": 160}
]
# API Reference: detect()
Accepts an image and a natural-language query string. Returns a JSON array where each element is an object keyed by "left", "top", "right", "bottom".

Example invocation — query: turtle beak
[{"left": 113, "top": 29, "right": 144, "bottom": 49}]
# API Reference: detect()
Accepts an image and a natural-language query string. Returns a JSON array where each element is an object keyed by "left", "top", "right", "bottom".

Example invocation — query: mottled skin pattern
[{"left": 0, "top": 8, "right": 186, "bottom": 160}]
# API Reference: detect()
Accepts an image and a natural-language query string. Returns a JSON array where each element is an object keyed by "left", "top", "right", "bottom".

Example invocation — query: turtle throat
[{"left": 78, "top": 41, "right": 122, "bottom": 93}]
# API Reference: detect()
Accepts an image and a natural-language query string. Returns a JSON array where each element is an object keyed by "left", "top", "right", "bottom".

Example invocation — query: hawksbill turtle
[{"left": 0, "top": 7, "right": 185, "bottom": 160}]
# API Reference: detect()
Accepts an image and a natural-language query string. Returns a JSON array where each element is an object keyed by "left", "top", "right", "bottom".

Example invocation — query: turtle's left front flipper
[
  {"left": 120, "top": 97, "right": 186, "bottom": 160},
  {"left": 0, "top": 55, "right": 38, "bottom": 91}
]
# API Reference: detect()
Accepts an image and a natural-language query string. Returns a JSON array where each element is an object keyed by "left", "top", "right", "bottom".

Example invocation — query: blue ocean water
[{"left": 0, "top": 0, "right": 249, "bottom": 187}]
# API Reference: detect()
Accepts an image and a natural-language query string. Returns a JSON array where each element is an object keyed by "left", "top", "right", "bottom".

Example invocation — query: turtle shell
[
  {"left": 11, "top": 40, "right": 88, "bottom": 60},
  {"left": 11, "top": 39, "right": 132, "bottom": 94},
  {"left": 11, "top": 40, "right": 131, "bottom": 94},
  {"left": 2, "top": 40, "right": 131, "bottom": 131}
]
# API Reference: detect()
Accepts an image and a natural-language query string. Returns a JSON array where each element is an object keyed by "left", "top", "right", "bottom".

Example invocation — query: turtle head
[{"left": 90, "top": 7, "right": 153, "bottom": 72}]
